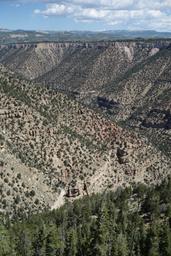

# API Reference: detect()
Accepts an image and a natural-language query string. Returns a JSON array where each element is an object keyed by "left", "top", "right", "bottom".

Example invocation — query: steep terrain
[
  {"left": 103, "top": 47, "right": 171, "bottom": 158},
  {"left": 0, "top": 64, "right": 170, "bottom": 217},
  {"left": 0, "top": 40, "right": 170, "bottom": 159},
  {"left": 0, "top": 40, "right": 170, "bottom": 82}
]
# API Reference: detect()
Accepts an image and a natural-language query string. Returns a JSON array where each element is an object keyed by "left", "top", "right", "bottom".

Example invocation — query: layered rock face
[
  {"left": 0, "top": 64, "right": 170, "bottom": 216},
  {"left": 0, "top": 40, "right": 170, "bottom": 82}
]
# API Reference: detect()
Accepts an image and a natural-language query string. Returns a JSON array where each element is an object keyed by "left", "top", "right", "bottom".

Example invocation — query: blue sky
[{"left": 0, "top": 0, "right": 171, "bottom": 31}]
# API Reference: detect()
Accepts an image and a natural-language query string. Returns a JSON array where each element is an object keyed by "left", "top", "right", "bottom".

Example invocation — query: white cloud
[
  {"left": 32, "top": 0, "right": 171, "bottom": 30},
  {"left": 35, "top": 3, "right": 74, "bottom": 15}
]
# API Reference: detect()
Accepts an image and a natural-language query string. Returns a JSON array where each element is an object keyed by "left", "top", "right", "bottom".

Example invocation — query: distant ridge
[{"left": 1, "top": 29, "right": 171, "bottom": 44}]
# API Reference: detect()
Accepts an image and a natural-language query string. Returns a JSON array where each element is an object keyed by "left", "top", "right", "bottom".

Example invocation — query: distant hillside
[{"left": 1, "top": 30, "right": 171, "bottom": 44}]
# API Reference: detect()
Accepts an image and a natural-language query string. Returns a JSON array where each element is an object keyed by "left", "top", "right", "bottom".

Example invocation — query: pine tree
[
  {"left": 0, "top": 224, "right": 16, "bottom": 256},
  {"left": 95, "top": 203, "right": 110, "bottom": 256},
  {"left": 159, "top": 222, "right": 171, "bottom": 256},
  {"left": 112, "top": 233, "right": 129, "bottom": 256},
  {"left": 64, "top": 228, "right": 78, "bottom": 256},
  {"left": 32, "top": 225, "right": 46, "bottom": 256}
]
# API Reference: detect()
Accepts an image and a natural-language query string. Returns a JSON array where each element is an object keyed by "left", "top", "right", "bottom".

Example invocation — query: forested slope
[{"left": 1, "top": 178, "right": 171, "bottom": 255}]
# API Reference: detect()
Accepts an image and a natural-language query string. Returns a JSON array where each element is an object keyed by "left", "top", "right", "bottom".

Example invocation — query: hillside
[
  {"left": 0, "top": 64, "right": 170, "bottom": 217},
  {"left": 0, "top": 40, "right": 170, "bottom": 159},
  {"left": 103, "top": 46, "right": 171, "bottom": 158},
  {"left": 0, "top": 40, "right": 170, "bottom": 82}
]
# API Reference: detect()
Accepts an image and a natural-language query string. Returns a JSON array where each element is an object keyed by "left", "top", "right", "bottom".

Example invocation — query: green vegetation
[
  {"left": 61, "top": 125, "right": 107, "bottom": 152},
  {"left": 1, "top": 178, "right": 171, "bottom": 256},
  {"left": 105, "top": 47, "right": 171, "bottom": 94}
]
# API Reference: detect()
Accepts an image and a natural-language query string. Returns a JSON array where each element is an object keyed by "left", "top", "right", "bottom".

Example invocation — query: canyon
[{"left": 0, "top": 39, "right": 171, "bottom": 216}]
